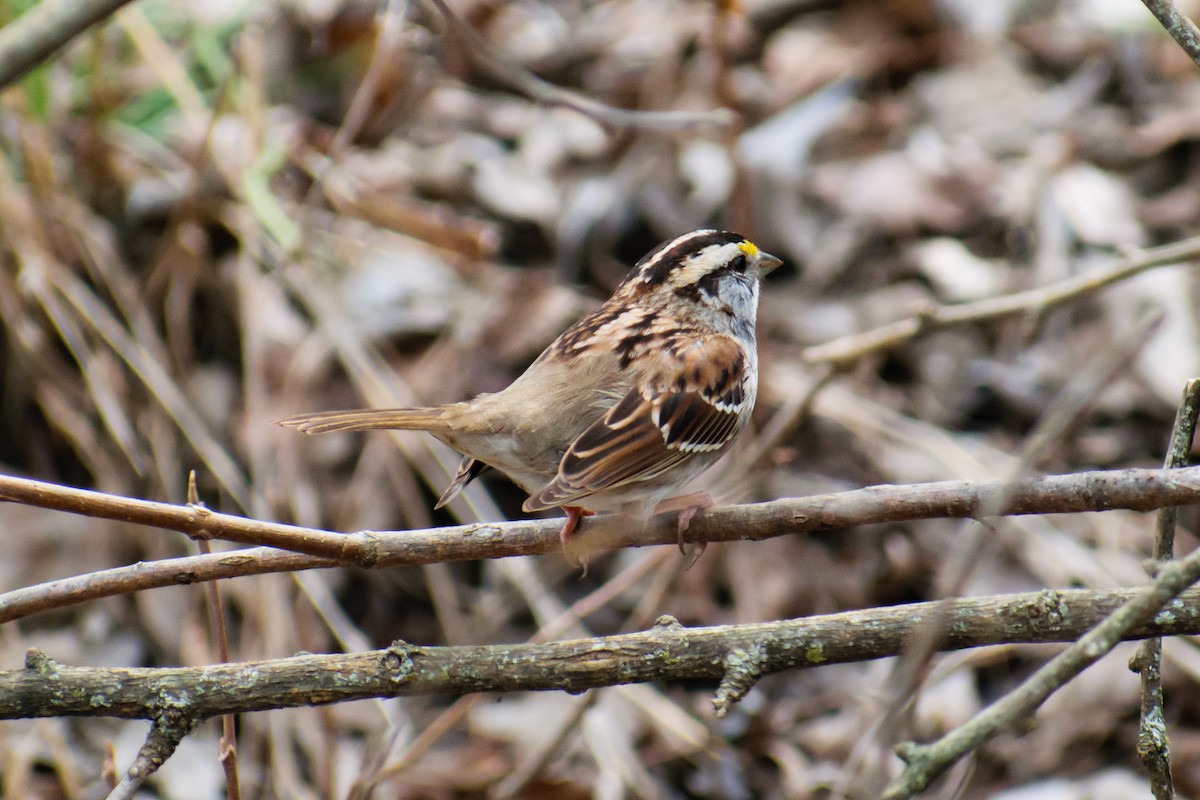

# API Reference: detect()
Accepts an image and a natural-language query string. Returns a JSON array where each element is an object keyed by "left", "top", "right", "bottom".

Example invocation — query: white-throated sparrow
[{"left": 279, "top": 229, "right": 780, "bottom": 553}]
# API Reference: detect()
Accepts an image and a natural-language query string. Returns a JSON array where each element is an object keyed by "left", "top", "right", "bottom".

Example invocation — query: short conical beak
[{"left": 754, "top": 251, "right": 783, "bottom": 277}]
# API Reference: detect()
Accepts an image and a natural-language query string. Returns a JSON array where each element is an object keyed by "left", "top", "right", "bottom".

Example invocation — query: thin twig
[
  {"left": 0, "top": 546, "right": 335, "bottom": 625},
  {"left": 188, "top": 474, "right": 241, "bottom": 800},
  {"left": 1141, "top": 0, "right": 1200, "bottom": 69},
  {"left": 7, "top": 586, "right": 1200, "bottom": 724},
  {"left": 882, "top": 527, "right": 1200, "bottom": 799},
  {"left": 1131, "top": 378, "right": 1200, "bottom": 799},
  {"left": 4, "top": 465, "right": 1200, "bottom": 623},
  {"left": 859, "top": 310, "right": 1163, "bottom": 797},
  {"left": 330, "top": 0, "right": 409, "bottom": 157},
  {"left": 300, "top": 0, "right": 409, "bottom": 213},
  {"left": 53, "top": 271, "right": 252, "bottom": 509},
  {"left": 418, "top": 0, "right": 736, "bottom": 131},
  {"left": 801, "top": 235, "right": 1200, "bottom": 367},
  {"left": 0, "top": 0, "right": 139, "bottom": 90}
]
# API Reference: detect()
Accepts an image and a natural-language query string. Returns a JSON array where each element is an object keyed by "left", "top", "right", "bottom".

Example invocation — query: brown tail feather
[{"left": 275, "top": 407, "right": 450, "bottom": 435}]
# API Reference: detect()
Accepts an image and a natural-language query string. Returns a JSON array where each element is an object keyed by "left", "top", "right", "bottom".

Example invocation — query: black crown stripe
[{"left": 635, "top": 230, "right": 749, "bottom": 286}]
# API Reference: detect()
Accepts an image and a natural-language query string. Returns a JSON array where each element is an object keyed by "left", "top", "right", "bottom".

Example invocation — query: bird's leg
[
  {"left": 560, "top": 506, "right": 595, "bottom": 543},
  {"left": 654, "top": 492, "right": 715, "bottom": 565}
]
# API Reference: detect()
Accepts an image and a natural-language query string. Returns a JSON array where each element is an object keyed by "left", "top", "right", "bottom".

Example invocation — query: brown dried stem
[{"left": 3, "top": 465, "right": 1200, "bottom": 623}]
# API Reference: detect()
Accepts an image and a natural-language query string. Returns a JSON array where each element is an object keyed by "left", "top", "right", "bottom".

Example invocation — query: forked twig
[
  {"left": 1130, "top": 378, "right": 1200, "bottom": 800},
  {"left": 858, "top": 312, "right": 1163, "bottom": 797},
  {"left": 882, "top": 378, "right": 1200, "bottom": 800}
]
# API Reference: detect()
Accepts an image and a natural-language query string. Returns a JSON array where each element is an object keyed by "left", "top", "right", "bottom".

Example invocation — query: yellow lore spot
[{"left": 737, "top": 240, "right": 760, "bottom": 257}]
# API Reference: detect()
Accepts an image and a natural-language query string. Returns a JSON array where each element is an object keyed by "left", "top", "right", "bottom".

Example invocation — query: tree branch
[
  {"left": 1131, "top": 378, "right": 1200, "bottom": 799},
  {"left": 4, "top": 465, "right": 1200, "bottom": 623},
  {"left": 801, "top": 235, "right": 1200, "bottom": 367},
  {"left": 7, "top": 586, "right": 1200, "bottom": 723},
  {"left": 106, "top": 710, "right": 194, "bottom": 800},
  {"left": 1141, "top": 0, "right": 1200, "bottom": 69},
  {"left": 0, "top": 0, "right": 139, "bottom": 91},
  {"left": 883, "top": 516, "right": 1200, "bottom": 798}
]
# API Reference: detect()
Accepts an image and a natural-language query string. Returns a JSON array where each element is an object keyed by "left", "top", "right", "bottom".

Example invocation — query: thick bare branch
[{"left": 7, "top": 586, "right": 1200, "bottom": 723}]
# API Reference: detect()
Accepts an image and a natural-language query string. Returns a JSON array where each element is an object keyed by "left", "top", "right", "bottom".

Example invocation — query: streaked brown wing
[{"left": 523, "top": 336, "right": 749, "bottom": 511}]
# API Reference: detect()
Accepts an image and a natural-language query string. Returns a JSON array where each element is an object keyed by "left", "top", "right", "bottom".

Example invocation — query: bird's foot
[{"left": 654, "top": 492, "right": 715, "bottom": 568}]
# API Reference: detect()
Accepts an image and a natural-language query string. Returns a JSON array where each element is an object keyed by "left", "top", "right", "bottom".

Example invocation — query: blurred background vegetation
[{"left": 3, "top": 0, "right": 1200, "bottom": 797}]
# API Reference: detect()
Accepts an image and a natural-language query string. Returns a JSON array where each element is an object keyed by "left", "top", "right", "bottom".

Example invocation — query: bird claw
[
  {"left": 681, "top": 541, "right": 707, "bottom": 571},
  {"left": 663, "top": 493, "right": 715, "bottom": 568}
]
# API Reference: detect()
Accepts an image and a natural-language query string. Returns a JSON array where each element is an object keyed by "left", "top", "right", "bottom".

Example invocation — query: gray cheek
[{"left": 720, "top": 281, "right": 759, "bottom": 321}]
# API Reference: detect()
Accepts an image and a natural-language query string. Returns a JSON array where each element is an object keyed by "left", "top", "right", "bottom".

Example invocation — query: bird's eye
[{"left": 729, "top": 255, "right": 748, "bottom": 273}]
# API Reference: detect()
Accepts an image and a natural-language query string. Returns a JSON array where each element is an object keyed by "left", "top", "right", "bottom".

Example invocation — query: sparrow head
[{"left": 624, "top": 229, "right": 782, "bottom": 332}]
